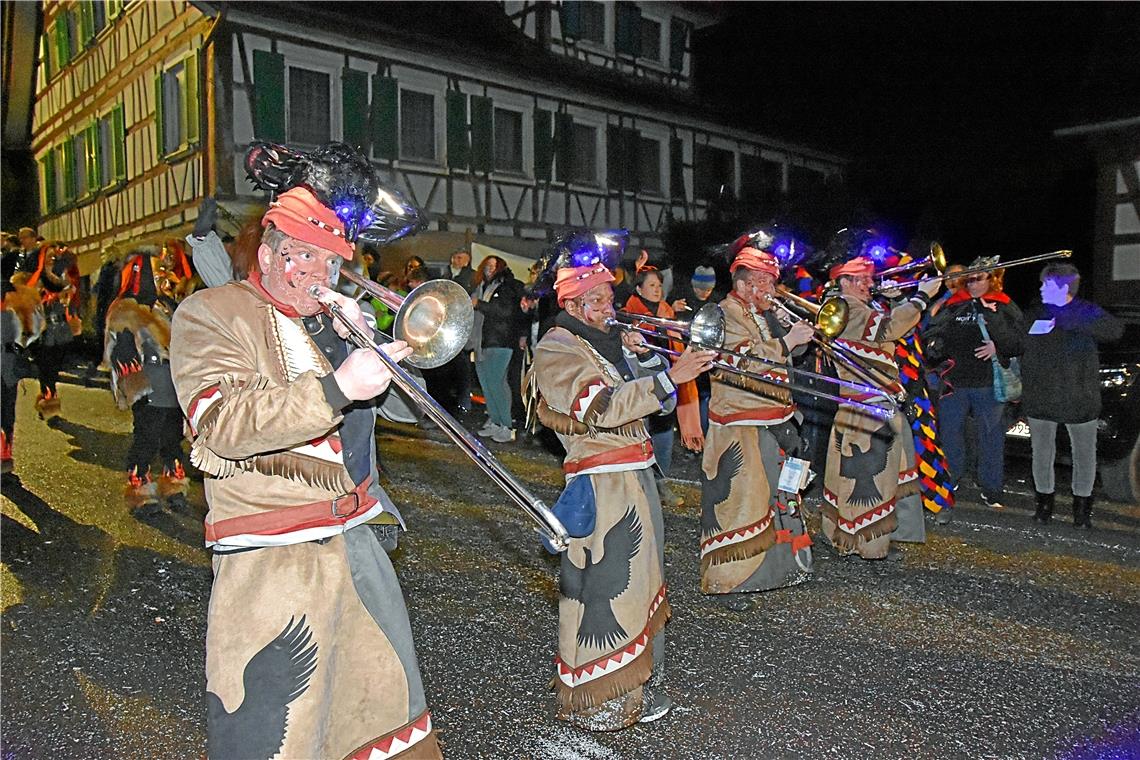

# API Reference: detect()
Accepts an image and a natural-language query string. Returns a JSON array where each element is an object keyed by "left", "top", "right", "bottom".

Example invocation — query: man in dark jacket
[
  {"left": 925, "top": 258, "right": 1023, "bottom": 510},
  {"left": 443, "top": 249, "right": 477, "bottom": 413},
  {"left": 447, "top": 248, "right": 476, "bottom": 294},
  {"left": 472, "top": 256, "right": 526, "bottom": 442},
  {"left": 1020, "top": 263, "right": 1123, "bottom": 528}
]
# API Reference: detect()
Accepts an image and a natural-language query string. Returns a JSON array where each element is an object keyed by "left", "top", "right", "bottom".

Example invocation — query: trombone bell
[
  {"left": 816, "top": 297, "right": 849, "bottom": 339},
  {"left": 393, "top": 280, "right": 475, "bottom": 370}
]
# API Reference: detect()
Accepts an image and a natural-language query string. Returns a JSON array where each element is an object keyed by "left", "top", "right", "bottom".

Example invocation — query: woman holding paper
[{"left": 1020, "top": 263, "right": 1123, "bottom": 527}]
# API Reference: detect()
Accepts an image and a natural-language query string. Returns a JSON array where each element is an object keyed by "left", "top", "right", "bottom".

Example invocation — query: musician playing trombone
[
  {"left": 171, "top": 185, "right": 442, "bottom": 758},
  {"left": 699, "top": 239, "right": 816, "bottom": 605},
  {"left": 531, "top": 250, "right": 715, "bottom": 730},
  {"left": 822, "top": 257, "right": 942, "bottom": 560}
]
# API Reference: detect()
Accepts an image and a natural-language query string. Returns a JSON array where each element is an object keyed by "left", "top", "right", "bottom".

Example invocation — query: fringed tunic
[
  {"left": 532, "top": 324, "right": 676, "bottom": 730},
  {"left": 822, "top": 294, "right": 928, "bottom": 559},
  {"left": 701, "top": 295, "right": 813, "bottom": 594},
  {"left": 171, "top": 281, "right": 440, "bottom": 759}
]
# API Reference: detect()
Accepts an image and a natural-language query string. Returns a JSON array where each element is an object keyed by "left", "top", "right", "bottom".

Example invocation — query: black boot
[
  {"left": 1034, "top": 491, "right": 1054, "bottom": 524},
  {"left": 1072, "top": 494, "right": 1093, "bottom": 529}
]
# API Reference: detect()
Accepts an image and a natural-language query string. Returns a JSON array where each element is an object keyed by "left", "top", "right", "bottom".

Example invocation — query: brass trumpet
[{"left": 312, "top": 284, "right": 571, "bottom": 552}]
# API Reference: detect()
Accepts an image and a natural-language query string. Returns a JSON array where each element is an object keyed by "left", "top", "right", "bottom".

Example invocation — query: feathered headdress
[
  {"left": 527, "top": 228, "right": 629, "bottom": 298},
  {"left": 244, "top": 141, "right": 423, "bottom": 245}
]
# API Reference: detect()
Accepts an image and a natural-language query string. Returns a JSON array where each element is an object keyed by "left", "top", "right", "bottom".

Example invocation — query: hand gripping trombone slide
[{"left": 310, "top": 285, "right": 571, "bottom": 552}]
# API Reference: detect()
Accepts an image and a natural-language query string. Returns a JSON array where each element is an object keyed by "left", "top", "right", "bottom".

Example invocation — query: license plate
[{"left": 1006, "top": 420, "right": 1031, "bottom": 439}]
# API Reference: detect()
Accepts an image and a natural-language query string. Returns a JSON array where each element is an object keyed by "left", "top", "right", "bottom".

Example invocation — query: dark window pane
[
  {"left": 288, "top": 67, "right": 330, "bottom": 146},
  {"left": 788, "top": 166, "right": 825, "bottom": 198},
  {"left": 741, "top": 154, "right": 783, "bottom": 206},
  {"left": 73, "top": 134, "right": 88, "bottom": 198},
  {"left": 637, "top": 136, "right": 660, "bottom": 194},
  {"left": 640, "top": 18, "right": 660, "bottom": 61},
  {"left": 93, "top": 1, "right": 106, "bottom": 33},
  {"left": 579, "top": 1, "right": 605, "bottom": 43},
  {"left": 162, "top": 62, "right": 184, "bottom": 153},
  {"left": 694, "top": 144, "right": 735, "bottom": 201},
  {"left": 558, "top": 122, "right": 596, "bottom": 184},
  {"left": 400, "top": 90, "right": 435, "bottom": 161},
  {"left": 494, "top": 107, "right": 522, "bottom": 173}
]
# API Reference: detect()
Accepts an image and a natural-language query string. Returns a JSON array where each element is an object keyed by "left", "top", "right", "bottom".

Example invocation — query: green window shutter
[
  {"left": 112, "top": 105, "right": 126, "bottom": 182},
  {"left": 54, "top": 18, "right": 69, "bottom": 67},
  {"left": 252, "top": 50, "right": 285, "bottom": 142},
  {"left": 60, "top": 141, "right": 76, "bottom": 203},
  {"left": 533, "top": 109, "right": 553, "bottom": 182},
  {"left": 445, "top": 90, "right": 469, "bottom": 170},
  {"left": 470, "top": 95, "right": 493, "bottom": 174},
  {"left": 669, "top": 19, "right": 688, "bottom": 72},
  {"left": 40, "top": 153, "right": 55, "bottom": 213},
  {"left": 560, "top": 0, "right": 581, "bottom": 38},
  {"left": 41, "top": 28, "right": 54, "bottom": 81},
  {"left": 78, "top": 2, "right": 93, "bottom": 46},
  {"left": 615, "top": 4, "right": 641, "bottom": 57},
  {"left": 184, "top": 53, "right": 200, "bottom": 146},
  {"left": 669, "top": 136, "right": 683, "bottom": 199},
  {"left": 341, "top": 68, "right": 369, "bottom": 152},
  {"left": 370, "top": 75, "right": 398, "bottom": 160},
  {"left": 554, "top": 112, "right": 574, "bottom": 182},
  {"left": 107, "top": 0, "right": 123, "bottom": 20},
  {"left": 85, "top": 123, "right": 99, "bottom": 193},
  {"left": 154, "top": 71, "right": 166, "bottom": 157}
]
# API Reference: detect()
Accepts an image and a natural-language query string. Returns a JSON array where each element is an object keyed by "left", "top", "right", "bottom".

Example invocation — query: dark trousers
[
  {"left": 31, "top": 343, "right": 63, "bottom": 396},
  {"left": 2, "top": 380, "right": 16, "bottom": 438},
  {"left": 938, "top": 386, "right": 1006, "bottom": 497},
  {"left": 126, "top": 398, "right": 185, "bottom": 475}
]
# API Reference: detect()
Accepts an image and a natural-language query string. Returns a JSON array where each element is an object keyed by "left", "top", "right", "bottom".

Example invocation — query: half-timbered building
[{"left": 32, "top": 0, "right": 846, "bottom": 276}]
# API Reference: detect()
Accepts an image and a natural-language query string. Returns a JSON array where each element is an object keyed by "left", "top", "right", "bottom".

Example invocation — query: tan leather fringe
[
  {"left": 553, "top": 598, "right": 672, "bottom": 716},
  {"left": 536, "top": 398, "right": 645, "bottom": 439},
  {"left": 700, "top": 525, "right": 777, "bottom": 573}
]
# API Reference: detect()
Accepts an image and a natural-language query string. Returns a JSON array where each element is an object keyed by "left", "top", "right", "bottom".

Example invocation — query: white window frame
[{"left": 279, "top": 43, "right": 342, "bottom": 148}]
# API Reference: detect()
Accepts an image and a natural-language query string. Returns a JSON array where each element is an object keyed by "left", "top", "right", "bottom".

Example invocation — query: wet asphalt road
[{"left": 2, "top": 379, "right": 1139, "bottom": 759}]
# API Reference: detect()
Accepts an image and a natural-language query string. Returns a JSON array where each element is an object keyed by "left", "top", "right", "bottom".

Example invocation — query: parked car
[{"left": 1006, "top": 304, "right": 1139, "bottom": 504}]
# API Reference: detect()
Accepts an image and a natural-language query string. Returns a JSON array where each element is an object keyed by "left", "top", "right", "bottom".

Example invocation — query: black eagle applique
[
  {"left": 836, "top": 420, "right": 894, "bottom": 507},
  {"left": 561, "top": 508, "right": 643, "bottom": 651},
  {"left": 700, "top": 442, "right": 745, "bottom": 535},
  {"left": 206, "top": 616, "right": 319, "bottom": 760}
]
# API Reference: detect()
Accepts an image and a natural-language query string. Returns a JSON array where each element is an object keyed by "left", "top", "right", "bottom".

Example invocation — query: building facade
[{"left": 32, "top": 0, "right": 846, "bottom": 275}]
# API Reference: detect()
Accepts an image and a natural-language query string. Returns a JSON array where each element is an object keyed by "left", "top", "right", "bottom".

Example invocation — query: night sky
[{"left": 694, "top": 3, "right": 1140, "bottom": 304}]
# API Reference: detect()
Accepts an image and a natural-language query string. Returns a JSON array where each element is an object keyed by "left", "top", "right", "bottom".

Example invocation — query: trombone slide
[{"left": 317, "top": 293, "right": 570, "bottom": 551}]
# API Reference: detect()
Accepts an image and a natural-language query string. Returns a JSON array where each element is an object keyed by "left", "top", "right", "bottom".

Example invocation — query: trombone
[
  {"left": 767, "top": 287, "right": 905, "bottom": 401},
  {"left": 608, "top": 305, "right": 895, "bottom": 419},
  {"left": 311, "top": 281, "right": 571, "bottom": 551},
  {"left": 338, "top": 266, "right": 471, "bottom": 370},
  {"left": 873, "top": 250, "right": 1071, "bottom": 294}
]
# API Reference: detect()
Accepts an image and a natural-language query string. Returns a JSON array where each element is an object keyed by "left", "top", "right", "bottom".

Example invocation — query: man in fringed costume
[
  {"left": 170, "top": 185, "right": 441, "bottom": 759},
  {"left": 700, "top": 242, "right": 816, "bottom": 602},
  {"left": 531, "top": 253, "right": 714, "bottom": 730},
  {"left": 821, "top": 257, "right": 941, "bottom": 560},
  {"left": 104, "top": 244, "right": 195, "bottom": 516}
]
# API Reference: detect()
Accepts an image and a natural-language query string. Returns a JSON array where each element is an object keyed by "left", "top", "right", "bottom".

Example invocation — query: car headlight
[{"left": 1100, "top": 365, "right": 1137, "bottom": 388}]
